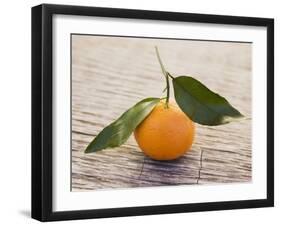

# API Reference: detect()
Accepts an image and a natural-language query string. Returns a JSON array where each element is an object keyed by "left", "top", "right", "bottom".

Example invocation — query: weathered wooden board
[{"left": 71, "top": 35, "right": 252, "bottom": 191}]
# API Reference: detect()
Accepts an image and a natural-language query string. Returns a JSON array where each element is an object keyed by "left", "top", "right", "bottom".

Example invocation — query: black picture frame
[{"left": 31, "top": 3, "right": 274, "bottom": 222}]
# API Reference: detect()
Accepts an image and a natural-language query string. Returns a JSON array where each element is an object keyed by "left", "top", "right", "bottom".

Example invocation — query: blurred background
[{"left": 71, "top": 35, "right": 252, "bottom": 191}]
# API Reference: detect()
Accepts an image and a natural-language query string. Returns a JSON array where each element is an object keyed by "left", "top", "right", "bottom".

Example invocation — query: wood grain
[{"left": 71, "top": 35, "right": 252, "bottom": 191}]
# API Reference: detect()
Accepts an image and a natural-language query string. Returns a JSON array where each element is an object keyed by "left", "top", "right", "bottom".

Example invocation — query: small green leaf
[
  {"left": 173, "top": 76, "right": 244, "bottom": 126},
  {"left": 85, "top": 97, "right": 160, "bottom": 153}
]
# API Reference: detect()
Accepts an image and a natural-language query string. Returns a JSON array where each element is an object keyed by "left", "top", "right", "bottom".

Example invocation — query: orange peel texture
[{"left": 134, "top": 101, "right": 195, "bottom": 160}]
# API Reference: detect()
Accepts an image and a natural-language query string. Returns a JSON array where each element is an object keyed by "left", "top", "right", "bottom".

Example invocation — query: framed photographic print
[{"left": 31, "top": 4, "right": 274, "bottom": 221}]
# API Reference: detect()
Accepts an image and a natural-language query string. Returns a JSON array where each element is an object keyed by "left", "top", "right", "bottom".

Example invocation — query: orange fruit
[{"left": 134, "top": 100, "right": 195, "bottom": 161}]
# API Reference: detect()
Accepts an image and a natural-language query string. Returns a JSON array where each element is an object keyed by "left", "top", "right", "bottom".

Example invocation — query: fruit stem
[
  {"left": 167, "top": 72, "right": 175, "bottom": 79},
  {"left": 155, "top": 46, "right": 170, "bottom": 108}
]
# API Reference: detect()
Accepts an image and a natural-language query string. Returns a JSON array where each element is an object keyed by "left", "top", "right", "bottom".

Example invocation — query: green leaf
[
  {"left": 84, "top": 97, "right": 160, "bottom": 153},
  {"left": 172, "top": 76, "right": 244, "bottom": 126}
]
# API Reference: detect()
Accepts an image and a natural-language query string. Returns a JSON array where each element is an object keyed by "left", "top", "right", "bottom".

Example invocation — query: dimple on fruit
[{"left": 134, "top": 101, "right": 195, "bottom": 160}]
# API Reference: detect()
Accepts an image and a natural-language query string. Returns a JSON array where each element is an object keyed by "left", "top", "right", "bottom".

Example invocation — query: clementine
[{"left": 134, "top": 100, "right": 195, "bottom": 160}]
